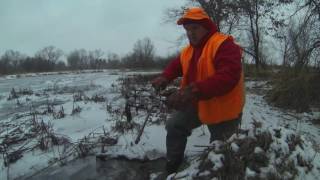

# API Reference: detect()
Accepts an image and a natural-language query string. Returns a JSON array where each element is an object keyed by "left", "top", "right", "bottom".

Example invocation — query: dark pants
[{"left": 165, "top": 108, "right": 241, "bottom": 165}]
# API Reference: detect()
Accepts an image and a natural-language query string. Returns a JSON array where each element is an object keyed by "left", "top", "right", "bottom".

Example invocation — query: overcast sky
[{"left": 0, "top": 0, "right": 186, "bottom": 57}]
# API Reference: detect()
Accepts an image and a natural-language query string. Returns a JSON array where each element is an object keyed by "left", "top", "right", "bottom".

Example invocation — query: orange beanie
[{"left": 177, "top": 7, "right": 210, "bottom": 25}]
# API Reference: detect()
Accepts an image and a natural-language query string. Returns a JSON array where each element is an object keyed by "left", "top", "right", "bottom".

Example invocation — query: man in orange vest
[{"left": 152, "top": 7, "right": 245, "bottom": 174}]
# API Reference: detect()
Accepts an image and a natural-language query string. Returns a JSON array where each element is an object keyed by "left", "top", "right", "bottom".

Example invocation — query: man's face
[{"left": 183, "top": 23, "right": 209, "bottom": 46}]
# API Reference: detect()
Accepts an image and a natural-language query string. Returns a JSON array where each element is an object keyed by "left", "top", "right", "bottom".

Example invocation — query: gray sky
[{"left": 0, "top": 0, "right": 186, "bottom": 57}]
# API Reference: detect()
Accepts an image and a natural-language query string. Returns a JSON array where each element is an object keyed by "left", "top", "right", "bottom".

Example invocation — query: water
[
  {"left": 0, "top": 71, "right": 117, "bottom": 120},
  {"left": 0, "top": 72, "right": 111, "bottom": 94},
  {"left": 20, "top": 155, "right": 167, "bottom": 180},
  {"left": 1, "top": 71, "right": 170, "bottom": 180}
]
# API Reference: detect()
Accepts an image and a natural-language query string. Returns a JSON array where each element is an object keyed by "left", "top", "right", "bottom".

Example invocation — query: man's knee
[
  {"left": 166, "top": 119, "right": 187, "bottom": 136},
  {"left": 165, "top": 111, "right": 185, "bottom": 130},
  {"left": 165, "top": 117, "right": 176, "bottom": 131},
  {"left": 165, "top": 115, "right": 192, "bottom": 137},
  {"left": 209, "top": 117, "right": 241, "bottom": 141}
]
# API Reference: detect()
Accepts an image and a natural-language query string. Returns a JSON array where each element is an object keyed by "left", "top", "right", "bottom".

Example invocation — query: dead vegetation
[
  {"left": 194, "top": 131, "right": 273, "bottom": 180},
  {"left": 1, "top": 72, "right": 319, "bottom": 179},
  {"left": 0, "top": 81, "right": 120, "bottom": 172},
  {"left": 1, "top": 73, "right": 165, "bottom": 179},
  {"left": 0, "top": 111, "right": 70, "bottom": 167},
  {"left": 7, "top": 88, "right": 33, "bottom": 100},
  {"left": 72, "top": 91, "right": 106, "bottom": 103},
  {"left": 1, "top": 111, "right": 118, "bottom": 176},
  {"left": 188, "top": 120, "right": 316, "bottom": 180},
  {"left": 112, "top": 121, "right": 140, "bottom": 134},
  {"left": 109, "top": 74, "right": 169, "bottom": 133},
  {"left": 266, "top": 71, "right": 320, "bottom": 113},
  {"left": 102, "top": 74, "right": 173, "bottom": 146}
]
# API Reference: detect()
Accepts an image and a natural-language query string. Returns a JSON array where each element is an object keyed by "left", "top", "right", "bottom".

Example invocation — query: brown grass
[{"left": 266, "top": 70, "right": 320, "bottom": 112}]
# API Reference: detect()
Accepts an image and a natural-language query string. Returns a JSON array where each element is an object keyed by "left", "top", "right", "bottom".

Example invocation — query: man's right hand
[
  {"left": 151, "top": 76, "right": 168, "bottom": 91},
  {"left": 166, "top": 84, "right": 198, "bottom": 110}
]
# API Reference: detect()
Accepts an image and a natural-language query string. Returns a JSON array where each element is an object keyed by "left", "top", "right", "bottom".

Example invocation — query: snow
[
  {"left": 207, "top": 152, "right": 224, "bottom": 171},
  {"left": 231, "top": 142, "right": 239, "bottom": 152},
  {"left": 254, "top": 146, "right": 264, "bottom": 154},
  {"left": 246, "top": 167, "right": 257, "bottom": 178},
  {"left": 0, "top": 71, "right": 320, "bottom": 180},
  {"left": 51, "top": 103, "right": 107, "bottom": 141}
]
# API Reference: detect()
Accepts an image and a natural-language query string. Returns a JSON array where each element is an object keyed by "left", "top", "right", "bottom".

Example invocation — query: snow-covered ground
[{"left": 0, "top": 70, "right": 319, "bottom": 180}]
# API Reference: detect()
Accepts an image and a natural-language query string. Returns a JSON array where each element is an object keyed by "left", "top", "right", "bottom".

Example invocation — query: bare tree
[
  {"left": 303, "top": 0, "right": 320, "bottom": 70},
  {"left": 35, "top": 46, "right": 63, "bottom": 65},
  {"left": 126, "top": 37, "right": 155, "bottom": 68},
  {"left": 89, "top": 49, "right": 104, "bottom": 61},
  {"left": 281, "top": 0, "right": 320, "bottom": 72},
  {"left": 133, "top": 37, "right": 155, "bottom": 62},
  {"left": 286, "top": 12, "right": 320, "bottom": 73},
  {"left": 278, "top": 32, "right": 291, "bottom": 67},
  {"left": 234, "top": 0, "right": 279, "bottom": 70},
  {"left": 106, "top": 53, "right": 121, "bottom": 68},
  {"left": 195, "top": 0, "right": 241, "bottom": 33},
  {"left": 55, "top": 61, "right": 67, "bottom": 70},
  {"left": 88, "top": 49, "right": 104, "bottom": 69},
  {"left": 67, "top": 49, "right": 89, "bottom": 70},
  {"left": 304, "top": 0, "right": 320, "bottom": 18},
  {"left": 0, "top": 50, "right": 25, "bottom": 74}
]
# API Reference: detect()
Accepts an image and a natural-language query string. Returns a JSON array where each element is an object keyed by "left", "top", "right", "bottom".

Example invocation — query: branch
[{"left": 242, "top": 47, "right": 255, "bottom": 58}]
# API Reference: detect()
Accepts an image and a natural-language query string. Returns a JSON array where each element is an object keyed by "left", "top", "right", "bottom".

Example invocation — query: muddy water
[{"left": 21, "top": 156, "right": 167, "bottom": 180}]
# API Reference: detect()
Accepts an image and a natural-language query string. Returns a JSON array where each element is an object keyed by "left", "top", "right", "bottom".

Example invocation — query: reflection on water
[{"left": 21, "top": 155, "right": 166, "bottom": 180}]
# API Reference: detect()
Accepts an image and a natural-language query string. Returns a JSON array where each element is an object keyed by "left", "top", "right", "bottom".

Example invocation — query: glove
[
  {"left": 151, "top": 76, "right": 169, "bottom": 91},
  {"left": 166, "top": 83, "right": 199, "bottom": 110}
]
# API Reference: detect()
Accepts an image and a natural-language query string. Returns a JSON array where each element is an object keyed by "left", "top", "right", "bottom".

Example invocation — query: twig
[{"left": 134, "top": 112, "right": 152, "bottom": 144}]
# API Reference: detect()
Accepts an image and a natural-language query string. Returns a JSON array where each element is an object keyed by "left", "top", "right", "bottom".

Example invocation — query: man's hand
[
  {"left": 166, "top": 84, "right": 199, "bottom": 110},
  {"left": 151, "top": 76, "right": 169, "bottom": 91}
]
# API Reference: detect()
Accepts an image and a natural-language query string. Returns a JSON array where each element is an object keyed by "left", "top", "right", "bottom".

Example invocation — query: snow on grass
[
  {"left": 51, "top": 102, "right": 108, "bottom": 141},
  {"left": 3, "top": 149, "right": 59, "bottom": 179},
  {"left": 174, "top": 125, "right": 320, "bottom": 180},
  {"left": 207, "top": 152, "right": 224, "bottom": 171},
  {"left": 0, "top": 70, "right": 125, "bottom": 179}
]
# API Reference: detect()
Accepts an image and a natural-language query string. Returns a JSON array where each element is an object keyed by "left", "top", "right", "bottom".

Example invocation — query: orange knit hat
[{"left": 177, "top": 7, "right": 210, "bottom": 25}]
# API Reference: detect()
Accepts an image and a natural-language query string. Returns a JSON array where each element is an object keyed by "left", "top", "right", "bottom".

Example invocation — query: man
[{"left": 152, "top": 7, "right": 245, "bottom": 174}]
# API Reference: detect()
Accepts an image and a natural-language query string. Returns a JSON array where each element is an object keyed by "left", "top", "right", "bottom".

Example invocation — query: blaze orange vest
[{"left": 180, "top": 32, "right": 245, "bottom": 124}]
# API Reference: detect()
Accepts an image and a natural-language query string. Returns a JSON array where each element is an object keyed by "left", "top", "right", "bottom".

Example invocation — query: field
[{"left": 0, "top": 70, "right": 319, "bottom": 180}]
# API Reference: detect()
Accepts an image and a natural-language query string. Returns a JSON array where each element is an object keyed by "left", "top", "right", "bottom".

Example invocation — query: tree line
[{"left": 0, "top": 37, "right": 175, "bottom": 75}]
